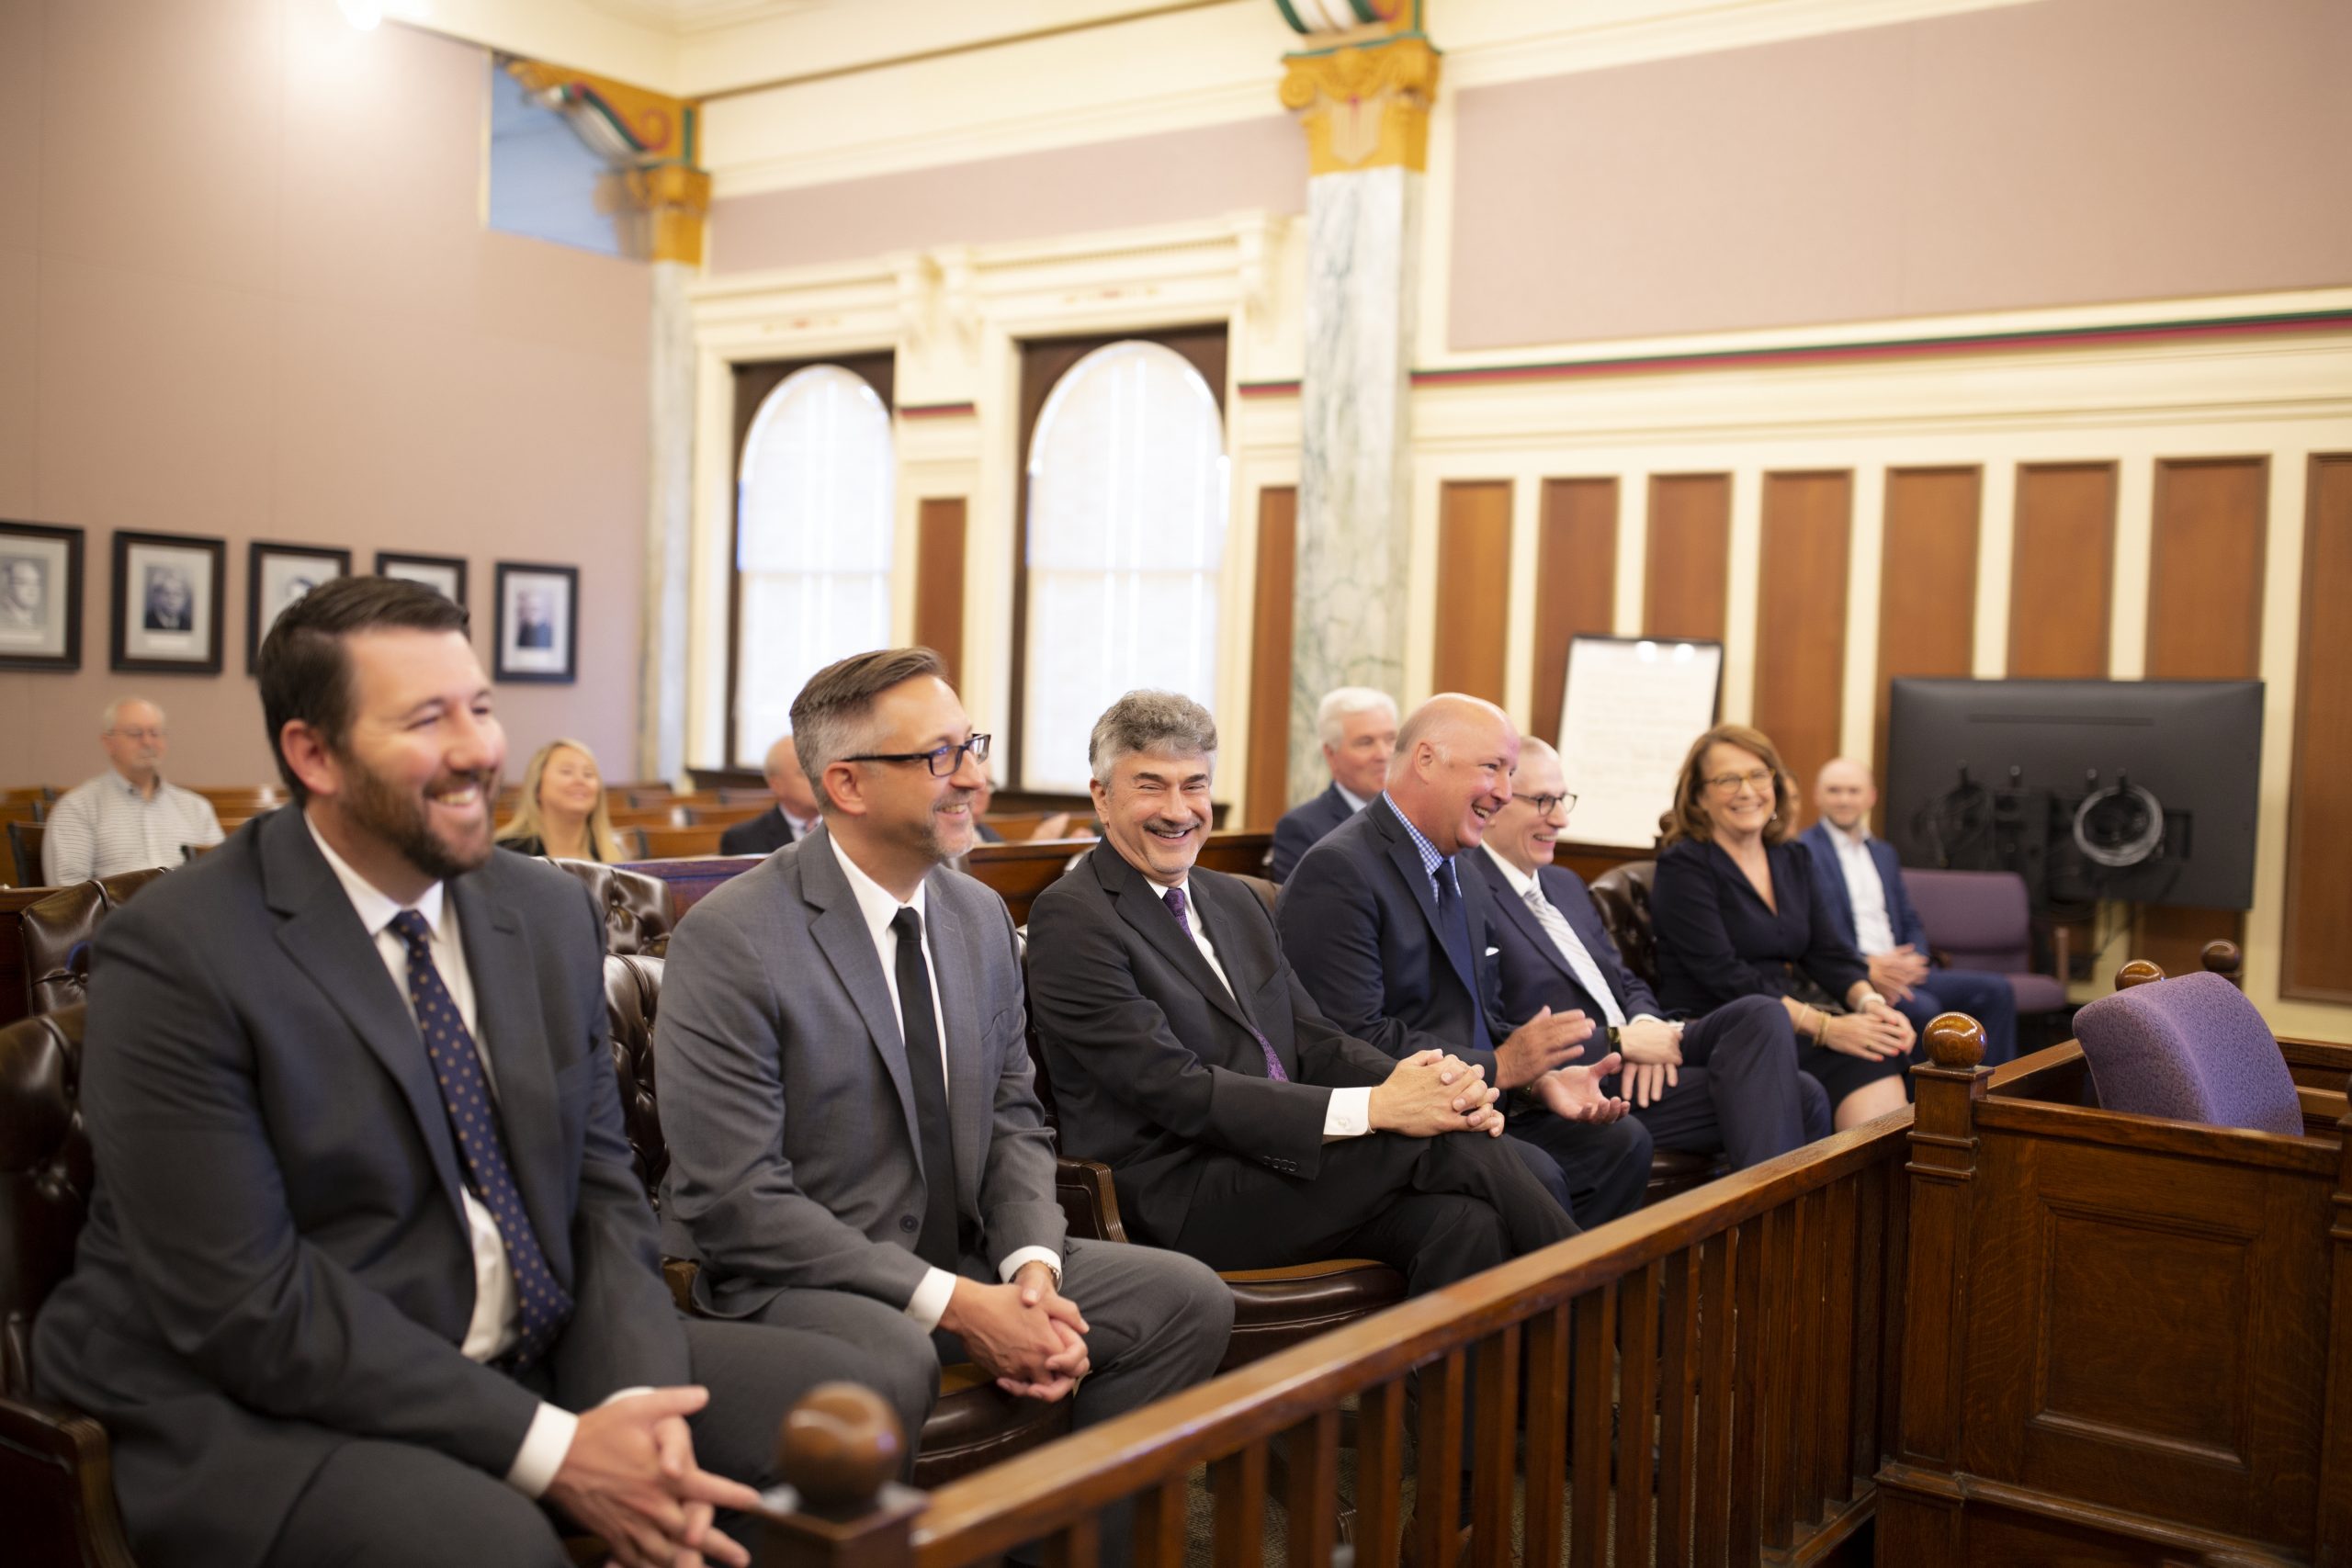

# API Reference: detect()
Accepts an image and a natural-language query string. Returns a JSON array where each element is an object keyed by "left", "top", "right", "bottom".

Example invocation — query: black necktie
[
  {"left": 1432, "top": 859, "right": 1495, "bottom": 1054},
  {"left": 890, "top": 907, "right": 963, "bottom": 1272},
  {"left": 1161, "top": 885, "right": 1287, "bottom": 1081}
]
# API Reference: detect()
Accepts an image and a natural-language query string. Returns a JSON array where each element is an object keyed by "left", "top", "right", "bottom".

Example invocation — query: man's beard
[
  {"left": 339, "top": 750, "right": 496, "bottom": 883},
  {"left": 901, "top": 790, "right": 977, "bottom": 865}
]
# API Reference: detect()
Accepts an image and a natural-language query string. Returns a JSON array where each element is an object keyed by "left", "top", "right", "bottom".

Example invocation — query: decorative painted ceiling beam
[{"left": 502, "top": 57, "right": 710, "bottom": 265}]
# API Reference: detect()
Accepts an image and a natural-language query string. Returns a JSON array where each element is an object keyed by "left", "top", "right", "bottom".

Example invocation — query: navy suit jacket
[
  {"left": 718, "top": 806, "right": 796, "bottom": 856},
  {"left": 1268, "top": 783, "right": 1357, "bottom": 883},
  {"left": 1467, "top": 849, "right": 1662, "bottom": 1032},
  {"left": 1797, "top": 820, "right": 1928, "bottom": 954},
  {"left": 1276, "top": 794, "right": 1512, "bottom": 1087}
]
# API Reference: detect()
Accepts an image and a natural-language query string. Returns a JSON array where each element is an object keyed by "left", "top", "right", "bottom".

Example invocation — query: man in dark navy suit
[
  {"left": 1268, "top": 686, "right": 1396, "bottom": 882},
  {"left": 1801, "top": 759, "right": 2018, "bottom": 1065},
  {"left": 1472, "top": 739, "right": 1830, "bottom": 1172},
  {"left": 1279, "top": 694, "right": 1647, "bottom": 1229},
  {"left": 718, "top": 734, "right": 820, "bottom": 855}
]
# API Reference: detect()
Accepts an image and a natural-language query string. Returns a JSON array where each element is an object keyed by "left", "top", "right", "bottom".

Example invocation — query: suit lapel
[
  {"left": 1487, "top": 855, "right": 1580, "bottom": 988},
  {"left": 1541, "top": 865, "right": 1634, "bottom": 1015},
  {"left": 1372, "top": 799, "right": 1479, "bottom": 999},
  {"left": 1809, "top": 825, "right": 1859, "bottom": 944},
  {"left": 262, "top": 811, "right": 468, "bottom": 1225},
  {"left": 448, "top": 873, "right": 569, "bottom": 1272},
  {"left": 1097, "top": 845, "right": 1261, "bottom": 1040},
  {"left": 797, "top": 830, "right": 925, "bottom": 1164}
]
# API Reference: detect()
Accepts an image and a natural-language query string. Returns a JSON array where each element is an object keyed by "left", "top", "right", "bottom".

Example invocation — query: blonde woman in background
[{"left": 496, "top": 738, "right": 628, "bottom": 862}]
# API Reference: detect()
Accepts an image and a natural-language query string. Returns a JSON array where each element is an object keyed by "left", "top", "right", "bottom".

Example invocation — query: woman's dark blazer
[{"left": 1650, "top": 837, "right": 1871, "bottom": 1018}]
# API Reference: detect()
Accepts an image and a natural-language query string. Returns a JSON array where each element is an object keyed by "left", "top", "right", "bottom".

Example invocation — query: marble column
[
  {"left": 1279, "top": 35, "right": 1439, "bottom": 805},
  {"left": 626, "top": 165, "right": 710, "bottom": 784}
]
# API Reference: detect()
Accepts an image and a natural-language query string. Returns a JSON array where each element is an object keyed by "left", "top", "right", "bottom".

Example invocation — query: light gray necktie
[{"left": 1522, "top": 886, "right": 1628, "bottom": 1029}]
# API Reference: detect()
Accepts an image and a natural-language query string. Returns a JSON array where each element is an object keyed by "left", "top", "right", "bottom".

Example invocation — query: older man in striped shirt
[{"left": 42, "top": 697, "right": 224, "bottom": 884}]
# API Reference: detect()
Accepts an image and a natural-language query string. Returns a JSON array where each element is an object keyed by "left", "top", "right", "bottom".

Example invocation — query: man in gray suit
[
  {"left": 653, "top": 649, "right": 1232, "bottom": 1522},
  {"left": 32, "top": 577, "right": 875, "bottom": 1568}
]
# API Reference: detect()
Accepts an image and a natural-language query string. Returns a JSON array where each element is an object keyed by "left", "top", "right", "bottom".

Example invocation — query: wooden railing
[{"left": 759, "top": 1030, "right": 2068, "bottom": 1568}]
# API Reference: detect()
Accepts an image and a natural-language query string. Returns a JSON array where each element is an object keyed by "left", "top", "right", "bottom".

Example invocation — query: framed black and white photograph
[
  {"left": 0, "top": 520, "right": 84, "bottom": 672},
  {"left": 112, "top": 529, "right": 226, "bottom": 675},
  {"left": 249, "top": 541, "right": 352, "bottom": 670},
  {"left": 376, "top": 550, "right": 468, "bottom": 609},
  {"left": 493, "top": 560, "right": 578, "bottom": 683}
]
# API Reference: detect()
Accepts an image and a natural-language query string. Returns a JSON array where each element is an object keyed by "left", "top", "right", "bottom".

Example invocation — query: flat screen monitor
[{"left": 1883, "top": 678, "right": 2263, "bottom": 911}]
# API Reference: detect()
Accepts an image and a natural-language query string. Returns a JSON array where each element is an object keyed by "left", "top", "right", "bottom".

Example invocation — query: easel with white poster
[{"left": 1554, "top": 635, "right": 1725, "bottom": 850}]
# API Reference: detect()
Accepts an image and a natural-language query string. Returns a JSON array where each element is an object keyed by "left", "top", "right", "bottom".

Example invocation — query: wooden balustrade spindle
[
  {"left": 1411, "top": 1348, "right": 1467, "bottom": 1568},
  {"left": 1356, "top": 1377, "right": 1410, "bottom": 1567},
  {"left": 1759, "top": 1201, "right": 1800, "bottom": 1551},
  {"left": 1521, "top": 1303, "right": 1572, "bottom": 1568},
  {"left": 1850, "top": 1168, "right": 1888, "bottom": 1489},
  {"left": 1695, "top": 1229, "right": 1736, "bottom": 1568},
  {"left": 1044, "top": 1515, "right": 1102, "bottom": 1568},
  {"left": 1132, "top": 1475, "right": 1189, "bottom": 1568},
  {"left": 1819, "top": 1174, "right": 1860, "bottom": 1510},
  {"left": 1471, "top": 1325, "right": 1521, "bottom": 1565},
  {"left": 1655, "top": 1246, "right": 1700, "bottom": 1568},
  {"left": 1798, "top": 1183, "right": 1836, "bottom": 1522},
  {"left": 1210, "top": 1443, "right": 1268, "bottom": 1568},
  {"left": 1569, "top": 1284, "right": 1616, "bottom": 1563},
  {"left": 1614, "top": 1260, "right": 1660, "bottom": 1568},
  {"left": 1727, "top": 1217, "right": 1765, "bottom": 1559},
  {"left": 1283, "top": 1408, "right": 1341, "bottom": 1568}
]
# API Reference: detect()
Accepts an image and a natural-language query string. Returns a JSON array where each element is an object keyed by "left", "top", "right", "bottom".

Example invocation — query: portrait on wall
[
  {"left": 112, "top": 530, "right": 226, "bottom": 675},
  {"left": 376, "top": 550, "right": 469, "bottom": 610},
  {"left": 249, "top": 541, "right": 352, "bottom": 671},
  {"left": 493, "top": 561, "right": 578, "bottom": 683},
  {"left": 0, "top": 520, "right": 84, "bottom": 672}
]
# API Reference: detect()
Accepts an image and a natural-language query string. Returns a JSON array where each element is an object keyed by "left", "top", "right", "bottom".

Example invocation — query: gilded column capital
[
  {"left": 1278, "top": 34, "right": 1439, "bottom": 176},
  {"left": 622, "top": 164, "right": 713, "bottom": 265}
]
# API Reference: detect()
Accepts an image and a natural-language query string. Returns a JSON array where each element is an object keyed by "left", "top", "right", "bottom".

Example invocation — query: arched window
[
  {"left": 732, "top": 365, "right": 895, "bottom": 766},
  {"left": 1020, "top": 341, "right": 1229, "bottom": 793}
]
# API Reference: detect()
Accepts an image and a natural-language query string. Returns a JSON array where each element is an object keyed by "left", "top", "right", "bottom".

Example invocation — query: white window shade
[
  {"left": 1022, "top": 342, "right": 1228, "bottom": 793},
  {"left": 734, "top": 366, "right": 895, "bottom": 766}
]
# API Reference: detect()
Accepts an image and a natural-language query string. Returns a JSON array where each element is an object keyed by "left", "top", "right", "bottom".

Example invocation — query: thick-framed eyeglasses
[
  {"left": 1707, "top": 769, "right": 1775, "bottom": 795},
  {"left": 845, "top": 733, "right": 992, "bottom": 777},
  {"left": 1524, "top": 792, "right": 1577, "bottom": 818}
]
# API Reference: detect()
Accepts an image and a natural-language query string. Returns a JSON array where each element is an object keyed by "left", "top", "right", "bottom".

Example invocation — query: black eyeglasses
[
  {"left": 1524, "top": 792, "right": 1577, "bottom": 818},
  {"left": 844, "top": 733, "right": 992, "bottom": 777}
]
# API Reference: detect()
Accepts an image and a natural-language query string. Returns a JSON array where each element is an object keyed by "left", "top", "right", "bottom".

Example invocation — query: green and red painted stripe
[{"left": 1232, "top": 307, "right": 2352, "bottom": 398}]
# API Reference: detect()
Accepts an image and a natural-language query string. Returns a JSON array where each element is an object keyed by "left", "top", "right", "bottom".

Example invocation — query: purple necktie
[
  {"left": 1162, "top": 885, "right": 1287, "bottom": 1082},
  {"left": 390, "top": 910, "right": 573, "bottom": 1369}
]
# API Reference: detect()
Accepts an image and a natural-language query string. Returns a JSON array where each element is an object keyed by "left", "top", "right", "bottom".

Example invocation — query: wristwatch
[{"left": 1605, "top": 1024, "right": 1623, "bottom": 1049}]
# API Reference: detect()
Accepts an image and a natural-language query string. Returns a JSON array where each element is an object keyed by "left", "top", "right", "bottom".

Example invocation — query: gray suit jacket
[
  {"left": 31, "top": 806, "right": 683, "bottom": 1567},
  {"left": 654, "top": 826, "right": 1065, "bottom": 1319}
]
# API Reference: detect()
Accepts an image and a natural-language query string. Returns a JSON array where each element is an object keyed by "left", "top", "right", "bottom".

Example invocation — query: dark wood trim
[
  {"left": 1531, "top": 479, "right": 1618, "bottom": 746},
  {"left": 1007, "top": 325, "right": 1227, "bottom": 790},
  {"left": 2284, "top": 454, "right": 2352, "bottom": 1002},
  {"left": 1431, "top": 479, "right": 1512, "bottom": 704},
  {"left": 2007, "top": 461, "right": 2116, "bottom": 679},
  {"left": 1872, "top": 468, "right": 1981, "bottom": 834},
  {"left": 913, "top": 497, "right": 968, "bottom": 691},
  {"left": 724, "top": 351, "right": 896, "bottom": 768},
  {"left": 1243, "top": 486, "right": 1297, "bottom": 830},
  {"left": 1754, "top": 470, "right": 1853, "bottom": 825},
  {"left": 1643, "top": 474, "right": 1732, "bottom": 641}
]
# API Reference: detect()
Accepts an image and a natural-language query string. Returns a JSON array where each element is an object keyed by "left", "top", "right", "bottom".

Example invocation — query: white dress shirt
[
  {"left": 1161, "top": 874, "right": 1370, "bottom": 1139},
  {"left": 827, "top": 836, "right": 1061, "bottom": 1328},
  {"left": 302, "top": 816, "right": 588, "bottom": 1497},
  {"left": 1333, "top": 782, "right": 1371, "bottom": 815},
  {"left": 1826, "top": 823, "right": 1898, "bottom": 956},
  {"left": 1479, "top": 845, "right": 1667, "bottom": 1032}
]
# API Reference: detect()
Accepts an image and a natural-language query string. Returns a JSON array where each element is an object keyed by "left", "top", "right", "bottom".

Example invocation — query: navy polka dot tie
[{"left": 390, "top": 910, "right": 573, "bottom": 1369}]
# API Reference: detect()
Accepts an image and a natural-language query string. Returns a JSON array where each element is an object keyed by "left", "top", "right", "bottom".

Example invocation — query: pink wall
[
  {"left": 1450, "top": 0, "right": 2352, "bottom": 351},
  {"left": 708, "top": 116, "right": 1306, "bottom": 274},
  {"left": 0, "top": 0, "right": 650, "bottom": 793}
]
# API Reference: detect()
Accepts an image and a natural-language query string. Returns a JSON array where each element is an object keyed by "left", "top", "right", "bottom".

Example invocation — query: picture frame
[
  {"left": 0, "top": 520, "right": 85, "bottom": 672},
  {"left": 375, "top": 550, "right": 469, "bottom": 610},
  {"left": 248, "top": 541, "right": 352, "bottom": 671},
  {"left": 493, "top": 561, "right": 578, "bottom": 683},
  {"left": 112, "top": 529, "right": 227, "bottom": 675}
]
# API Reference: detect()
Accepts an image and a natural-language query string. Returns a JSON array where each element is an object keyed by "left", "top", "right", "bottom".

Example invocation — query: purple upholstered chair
[
  {"left": 1902, "top": 868, "right": 2068, "bottom": 1017},
  {"left": 2071, "top": 972, "right": 2303, "bottom": 1136}
]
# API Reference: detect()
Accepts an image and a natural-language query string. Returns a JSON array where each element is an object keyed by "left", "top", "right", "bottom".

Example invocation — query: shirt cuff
[
  {"left": 905, "top": 1265, "right": 959, "bottom": 1332},
  {"left": 1322, "top": 1085, "right": 1372, "bottom": 1138},
  {"left": 999, "top": 1246, "right": 1063, "bottom": 1291},
  {"left": 504, "top": 1402, "right": 579, "bottom": 1498}
]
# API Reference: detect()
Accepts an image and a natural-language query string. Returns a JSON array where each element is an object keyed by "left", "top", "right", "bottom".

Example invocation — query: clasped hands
[
  {"left": 548, "top": 1386, "right": 762, "bottom": 1568},
  {"left": 1369, "top": 1047, "right": 1508, "bottom": 1136},
  {"left": 1867, "top": 944, "right": 1932, "bottom": 1002},
  {"left": 941, "top": 1260, "right": 1091, "bottom": 1404}
]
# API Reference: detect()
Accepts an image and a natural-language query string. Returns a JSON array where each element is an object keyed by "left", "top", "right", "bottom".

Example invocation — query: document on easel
[{"left": 1555, "top": 635, "right": 1725, "bottom": 850}]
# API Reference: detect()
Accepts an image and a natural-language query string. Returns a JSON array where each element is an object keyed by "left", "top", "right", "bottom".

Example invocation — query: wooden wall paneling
[
  {"left": 1245, "top": 486, "right": 1298, "bottom": 830},
  {"left": 1432, "top": 480, "right": 1514, "bottom": 704},
  {"left": 2007, "top": 462, "right": 2118, "bottom": 678},
  {"left": 1754, "top": 471, "right": 1854, "bottom": 823},
  {"left": 1531, "top": 479, "right": 1619, "bottom": 745},
  {"left": 1873, "top": 468, "right": 1982, "bottom": 830},
  {"left": 2137, "top": 457, "right": 2269, "bottom": 972},
  {"left": 2284, "top": 455, "right": 2352, "bottom": 1002},
  {"left": 913, "top": 497, "right": 968, "bottom": 691},
  {"left": 1644, "top": 474, "right": 1733, "bottom": 641}
]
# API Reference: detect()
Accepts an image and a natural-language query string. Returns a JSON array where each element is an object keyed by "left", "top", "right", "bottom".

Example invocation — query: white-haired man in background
[
  {"left": 1269, "top": 686, "right": 1398, "bottom": 883},
  {"left": 42, "top": 697, "right": 224, "bottom": 884}
]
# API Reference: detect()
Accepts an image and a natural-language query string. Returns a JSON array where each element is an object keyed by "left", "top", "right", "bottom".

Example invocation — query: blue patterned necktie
[
  {"left": 1161, "top": 886, "right": 1287, "bottom": 1082},
  {"left": 1432, "top": 859, "right": 1496, "bottom": 1055},
  {"left": 390, "top": 909, "right": 573, "bottom": 1369}
]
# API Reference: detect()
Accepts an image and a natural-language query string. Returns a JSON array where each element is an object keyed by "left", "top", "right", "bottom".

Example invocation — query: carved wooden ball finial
[
  {"left": 777, "top": 1382, "right": 906, "bottom": 1512},
  {"left": 1923, "top": 1011, "right": 1985, "bottom": 1069},
  {"left": 2115, "top": 959, "right": 2167, "bottom": 991},
  {"left": 2200, "top": 940, "right": 2244, "bottom": 979}
]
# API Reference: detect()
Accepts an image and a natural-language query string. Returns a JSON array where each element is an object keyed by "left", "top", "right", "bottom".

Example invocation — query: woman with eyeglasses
[{"left": 1647, "top": 724, "right": 1917, "bottom": 1130}]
